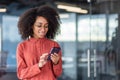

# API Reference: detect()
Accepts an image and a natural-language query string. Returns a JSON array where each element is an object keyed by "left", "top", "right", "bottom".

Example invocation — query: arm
[
  {"left": 52, "top": 42, "right": 62, "bottom": 77},
  {"left": 16, "top": 43, "right": 41, "bottom": 79},
  {"left": 52, "top": 53, "right": 62, "bottom": 78}
]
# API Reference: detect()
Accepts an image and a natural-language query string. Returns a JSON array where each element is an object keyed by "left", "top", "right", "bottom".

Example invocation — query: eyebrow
[{"left": 35, "top": 22, "right": 48, "bottom": 24}]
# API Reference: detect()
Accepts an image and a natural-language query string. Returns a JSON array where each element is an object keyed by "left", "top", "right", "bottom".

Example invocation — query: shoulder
[
  {"left": 46, "top": 39, "right": 60, "bottom": 47},
  {"left": 17, "top": 40, "right": 29, "bottom": 48},
  {"left": 46, "top": 38, "right": 57, "bottom": 43}
]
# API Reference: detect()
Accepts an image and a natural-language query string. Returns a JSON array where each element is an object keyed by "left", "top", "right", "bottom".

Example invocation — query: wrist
[{"left": 53, "top": 61, "right": 59, "bottom": 65}]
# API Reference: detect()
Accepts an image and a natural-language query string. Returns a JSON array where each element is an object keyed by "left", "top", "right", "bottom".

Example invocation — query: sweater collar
[{"left": 29, "top": 37, "right": 47, "bottom": 42}]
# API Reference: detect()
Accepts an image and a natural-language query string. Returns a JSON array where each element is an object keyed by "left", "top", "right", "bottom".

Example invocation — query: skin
[
  {"left": 33, "top": 16, "right": 49, "bottom": 39},
  {"left": 32, "top": 16, "right": 60, "bottom": 68}
]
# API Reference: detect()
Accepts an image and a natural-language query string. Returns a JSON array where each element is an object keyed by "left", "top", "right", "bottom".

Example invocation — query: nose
[{"left": 41, "top": 26, "right": 46, "bottom": 32}]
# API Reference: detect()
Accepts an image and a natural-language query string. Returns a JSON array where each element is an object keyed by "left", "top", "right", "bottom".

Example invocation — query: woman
[{"left": 16, "top": 5, "right": 62, "bottom": 80}]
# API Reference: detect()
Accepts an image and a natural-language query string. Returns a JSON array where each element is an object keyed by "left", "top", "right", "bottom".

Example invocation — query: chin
[{"left": 39, "top": 36, "right": 45, "bottom": 38}]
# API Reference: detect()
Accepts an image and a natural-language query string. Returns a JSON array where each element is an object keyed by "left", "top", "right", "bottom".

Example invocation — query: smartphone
[{"left": 47, "top": 47, "right": 61, "bottom": 60}]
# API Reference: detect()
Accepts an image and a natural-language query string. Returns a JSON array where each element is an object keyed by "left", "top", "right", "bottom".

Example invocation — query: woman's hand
[
  {"left": 38, "top": 53, "right": 48, "bottom": 68},
  {"left": 51, "top": 53, "right": 60, "bottom": 65}
]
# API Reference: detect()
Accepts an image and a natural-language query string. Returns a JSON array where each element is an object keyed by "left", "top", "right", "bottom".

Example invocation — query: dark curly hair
[{"left": 18, "top": 5, "right": 61, "bottom": 40}]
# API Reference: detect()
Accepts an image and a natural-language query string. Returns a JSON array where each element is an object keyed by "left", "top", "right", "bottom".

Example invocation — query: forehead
[{"left": 35, "top": 16, "right": 48, "bottom": 24}]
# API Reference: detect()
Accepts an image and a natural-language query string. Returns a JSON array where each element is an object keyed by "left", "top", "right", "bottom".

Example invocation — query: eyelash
[{"left": 35, "top": 25, "right": 48, "bottom": 28}]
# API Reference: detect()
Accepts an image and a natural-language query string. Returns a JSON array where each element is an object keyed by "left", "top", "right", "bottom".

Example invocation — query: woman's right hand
[{"left": 38, "top": 53, "right": 48, "bottom": 68}]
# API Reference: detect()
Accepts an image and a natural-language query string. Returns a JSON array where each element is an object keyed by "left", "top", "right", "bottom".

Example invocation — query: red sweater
[{"left": 16, "top": 38, "right": 62, "bottom": 80}]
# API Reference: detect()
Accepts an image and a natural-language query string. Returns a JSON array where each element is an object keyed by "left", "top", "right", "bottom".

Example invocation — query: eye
[
  {"left": 35, "top": 24, "right": 41, "bottom": 28},
  {"left": 44, "top": 25, "right": 48, "bottom": 28}
]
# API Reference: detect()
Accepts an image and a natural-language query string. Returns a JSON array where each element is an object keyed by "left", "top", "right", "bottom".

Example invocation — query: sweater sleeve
[
  {"left": 52, "top": 42, "right": 63, "bottom": 78},
  {"left": 53, "top": 52, "right": 62, "bottom": 78},
  {"left": 16, "top": 43, "right": 41, "bottom": 79}
]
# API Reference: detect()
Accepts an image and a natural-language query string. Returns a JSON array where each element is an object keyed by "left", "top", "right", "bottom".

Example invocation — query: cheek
[
  {"left": 34, "top": 27, "right": 38, "bottom": 32},
  {"left": 33, "top": 28, "right": 36, "bottom": 34},
  {"left": 33, "top": 28, "right": 38, "bottom": 35},
  {"left": 46, "top": 28, "right": 49, "bottom": 32}
]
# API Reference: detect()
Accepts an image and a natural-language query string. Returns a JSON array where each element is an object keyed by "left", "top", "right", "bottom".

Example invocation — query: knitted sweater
[{"left": 16, "top": 38, "right": 62, "bottom": 80}]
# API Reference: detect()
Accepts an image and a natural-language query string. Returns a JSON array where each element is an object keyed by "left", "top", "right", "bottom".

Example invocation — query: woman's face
[{"left": 33, "top": 16, "right": 48, "bottom": 38}]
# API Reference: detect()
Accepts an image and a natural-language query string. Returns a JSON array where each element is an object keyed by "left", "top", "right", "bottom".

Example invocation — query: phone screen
[
  {"left": 50, "top": 47, "right": 61, "bottom": 54},
  {"left": 47, "top": 47, "right": 61, "bottom": 60}
]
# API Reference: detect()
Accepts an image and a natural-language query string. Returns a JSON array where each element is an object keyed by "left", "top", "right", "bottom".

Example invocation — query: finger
[
  {"left": 53, "top": 53, "right": 59, "bottom": 57},
  {"left": 40, "top": 55, "right": 45, "bottom": 60},
  {"left": 51, "top": 55, "right": 58, "bottom": 61},
  {"left": 51, "top": 54, "right": 59, "bottom": 58},
  {"left": 51, "top": 54, "right": 56, "bottom": 58},
  {"left": 39, "top": 59, "right": 44, "bottom": 62},
  {"left": 42, "top": 53, "right": 49, "bottom": 56},
  {"left": 51, "top": 56, "right": 58, "bottom": 64},
  {"left": 40, "top": 53, "right": 48, "bottom": 59},
  {"left": 51, "top": 56, "right": 56, "bottom": 62}
]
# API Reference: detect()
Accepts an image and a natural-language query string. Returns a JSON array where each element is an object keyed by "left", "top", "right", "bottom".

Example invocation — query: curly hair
[{"left": 18, "top": 5, "right": 61, "bottom": 40}]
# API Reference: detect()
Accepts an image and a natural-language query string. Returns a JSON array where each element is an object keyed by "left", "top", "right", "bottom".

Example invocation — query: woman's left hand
[{"left": 51, "top": 53, "right": 60, "bottom": 65}]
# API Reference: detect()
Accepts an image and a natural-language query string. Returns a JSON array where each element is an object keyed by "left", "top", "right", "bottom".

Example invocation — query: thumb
[{"left": 42, "top": 53, "right": 48, "bottom": 56}]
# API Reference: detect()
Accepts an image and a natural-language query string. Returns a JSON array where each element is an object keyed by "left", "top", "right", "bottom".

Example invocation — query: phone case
[
  {"left": 47, "top": 47, "right": 61, "bottom": 60},
  {"left": 50, "top": 47, "right": 61, "bottom": 54}
]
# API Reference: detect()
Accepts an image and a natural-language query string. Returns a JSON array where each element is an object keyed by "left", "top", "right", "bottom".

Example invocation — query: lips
[{"left": 38, "top": 31, "right": 46, "bottom": 36}]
